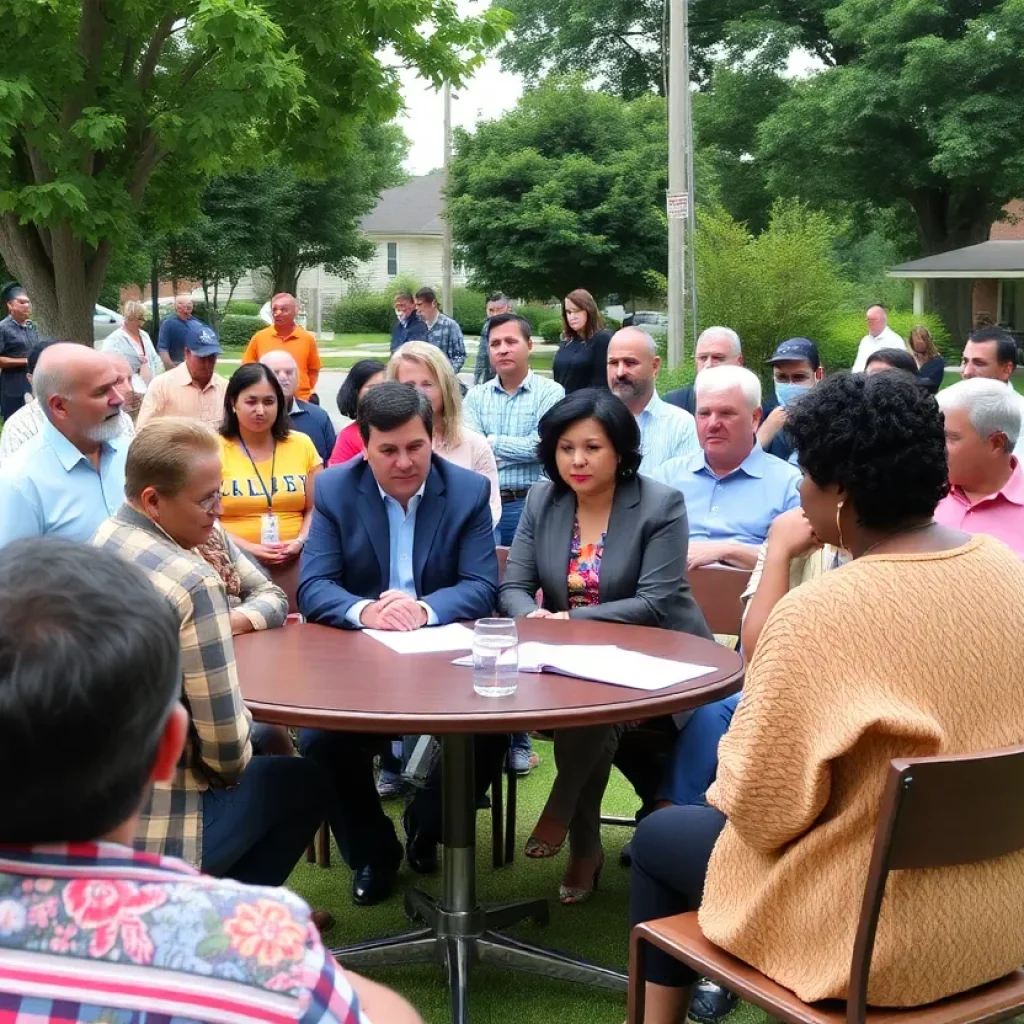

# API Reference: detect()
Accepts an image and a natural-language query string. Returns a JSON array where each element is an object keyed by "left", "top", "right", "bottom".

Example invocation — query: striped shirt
[
  {"left": 91, "top": 507, "right": 286, "bottom": 866},
  {"left": 636, "top": 392, "right": 699, "bottom": 473},
  {"left": 463, "top": 371, "right": 565, "bottom": 491},
  {"left": 423, "top": 312, "right": 466, "bottom": 373},
  {"left": 0, "top": 841, "right": 368, "bottom": 1023},
  {"left": 0, "top": 397, "right": 134, "bottom": 466}
]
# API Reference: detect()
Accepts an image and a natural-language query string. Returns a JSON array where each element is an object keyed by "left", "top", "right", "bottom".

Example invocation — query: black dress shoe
[
  {"left": 402, "top": 810, "right": 439, "bottom": 875},
  {"left": 689, "top": 980, "right": 739, "bottom": 1024},
  {"left": 352, "top": 862, "right": 399, "bottom": 907}
]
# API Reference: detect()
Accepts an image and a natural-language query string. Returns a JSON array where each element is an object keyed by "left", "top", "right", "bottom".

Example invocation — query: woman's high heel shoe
[
  {"left": 559, "top": 853, "right": 604, "bottom": 905},
  {"left": 524, "top": 816, "right": 568, "bottom": 859}
]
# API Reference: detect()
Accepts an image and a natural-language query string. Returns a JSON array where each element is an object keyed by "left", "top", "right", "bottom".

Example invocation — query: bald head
[
  {"left": 608, "top": 327, "right": 661, "bottom": 411},
  {"left": 260, "top": 349, "right": 298, "bottom": 400},
  {"left": 34, "top": 344, "right": 124, "bottom": 447},
  {"left": 866, "top": 305, "right": 888, "bottom": 337}
]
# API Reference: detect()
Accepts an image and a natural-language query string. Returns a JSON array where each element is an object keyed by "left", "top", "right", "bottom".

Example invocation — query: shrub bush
[
  {"left": 225, "top": 299, "right": 262, "bottom": 316},
  {"left": 218, "top": 315, "right": 265, "bottom": 349},
  {"left": 329, "top": 291, "right": 395, "bottom": 334},
  {"left": 540, "top": 321, "right": 564, "bottom": 344},
  {"left": 452, "top": 287, "right": 488, "bottom": 335},
  {"left": 517, "top": 303, "right": 561, "bottom": 333},
  {"left": 656, "top": 363, "right": 696, "bottom": 396},
  {"left": 817, "top": 310, "right": 950, "bottom": 370}
]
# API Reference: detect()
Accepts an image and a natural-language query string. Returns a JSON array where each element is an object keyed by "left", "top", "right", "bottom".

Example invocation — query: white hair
[
  {"left": 260, "top": 349, "right": 298, "bottom": 371},
  {"left": 696, "top": 326, "right": 741, "bottom": 358},
  {"left": 694, "top": 364, "right": 762, "bottom": 411},
  {"left": 937, "top": 377, "right": 1021, "bottom": 451}
]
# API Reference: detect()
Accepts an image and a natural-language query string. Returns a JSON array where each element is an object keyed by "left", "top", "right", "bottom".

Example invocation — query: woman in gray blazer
[{"left": 499, "top": 388, "right": 711, "bottom": 904}]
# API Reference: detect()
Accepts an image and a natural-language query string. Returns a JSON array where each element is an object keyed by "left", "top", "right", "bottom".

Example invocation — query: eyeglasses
[{"left": 196, "top": 493, "right": 222, "bottom": 513}]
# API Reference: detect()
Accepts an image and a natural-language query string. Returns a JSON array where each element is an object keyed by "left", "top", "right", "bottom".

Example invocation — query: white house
[{"left": 233, "top": 172, "right": 467, "bottom": 314}]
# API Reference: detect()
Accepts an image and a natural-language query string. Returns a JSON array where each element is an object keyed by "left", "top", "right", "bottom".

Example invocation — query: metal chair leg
[
  {"left": 505, "top": 762, "right": 517, "bottom": 865},
  {"left": 491, "top": 767, "right": 505, "bottom": 868}
]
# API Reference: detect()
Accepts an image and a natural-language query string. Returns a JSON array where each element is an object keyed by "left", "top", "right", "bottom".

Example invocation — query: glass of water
[{"left": 472, "top": 618, "right": 519, "bottom": 697}]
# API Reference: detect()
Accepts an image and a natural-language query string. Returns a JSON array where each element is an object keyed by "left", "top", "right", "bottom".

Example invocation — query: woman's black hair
[
  {"left": 786, "top": 371, "right": 948, "bottom": 530},
  {"left": 864, "top": 347, "right": 918, "bottom": 375},
  {"left": 336, "top": 359, "right": 387, "bottom": 419},
  {"left": 220, "top": 363, "right": 290, "bottom": 442},
  {"left": 537, "top": 388, "right": 642, "bottom": 493}
]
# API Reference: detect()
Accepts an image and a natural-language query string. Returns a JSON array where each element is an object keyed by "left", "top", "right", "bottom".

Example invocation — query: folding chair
[{"left": 629, "top": 745, "right": 1024, "bottom": 1024}]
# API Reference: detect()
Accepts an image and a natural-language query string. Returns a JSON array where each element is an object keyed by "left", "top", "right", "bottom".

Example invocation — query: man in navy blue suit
[{"left": 298, "top": 381, "right": 505, "bottom": 906}]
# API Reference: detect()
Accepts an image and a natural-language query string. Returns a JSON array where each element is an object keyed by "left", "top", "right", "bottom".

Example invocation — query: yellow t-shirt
[{"left": 220, "top": 433, "right": 321, "bottom": 544}]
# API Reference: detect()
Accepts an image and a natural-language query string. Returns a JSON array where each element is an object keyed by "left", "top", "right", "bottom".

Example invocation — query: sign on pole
[{"left": 667, "top": 191, "right": 689, "bottom": 220}]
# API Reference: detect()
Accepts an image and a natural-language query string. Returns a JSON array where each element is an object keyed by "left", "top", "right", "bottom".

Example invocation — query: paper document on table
[
  {"left": 365, "top": 622, "right": 476, "bottom": 654},
  {"left": 454, "top": 642, "right": 714, "bottom": 691}
]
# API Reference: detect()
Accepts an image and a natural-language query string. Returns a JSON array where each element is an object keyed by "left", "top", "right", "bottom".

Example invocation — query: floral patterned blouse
[{"left": 567, "top": 518, "right": 605, "bottom": 609}]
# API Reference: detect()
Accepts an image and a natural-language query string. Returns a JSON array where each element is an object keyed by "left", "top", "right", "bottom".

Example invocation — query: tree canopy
[
  {"left": 0, "top": 0, "right": 506, "bottom": 338},
  {"left": 449, "top": 77, "right": 689, "bottom": 301}
]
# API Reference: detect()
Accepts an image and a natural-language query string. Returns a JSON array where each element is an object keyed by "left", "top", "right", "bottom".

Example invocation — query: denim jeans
[
  {"left": 201, "top": 755, "right": 331, "bottom": 887},
  {"left": 498, "top": 498, "right": 526, "bottom": 546},
  {"left": 655, "top": 693, "right": 740, "bottom": 805}
]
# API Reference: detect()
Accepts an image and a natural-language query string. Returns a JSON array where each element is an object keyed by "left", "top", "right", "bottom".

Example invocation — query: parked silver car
[{"left": 93, "top": 304, "right": 124, "bottom": 345}]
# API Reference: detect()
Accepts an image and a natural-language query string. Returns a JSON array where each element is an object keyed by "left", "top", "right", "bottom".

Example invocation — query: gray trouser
[{"left": 542, "top": 724, "right": 625, "bottom": 858}]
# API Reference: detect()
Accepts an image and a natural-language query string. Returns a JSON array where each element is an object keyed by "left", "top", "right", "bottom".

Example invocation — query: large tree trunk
[
  {"left": 909, "top": 188, "right": 992, "bottom": 351},
  {"left": 0, "top": 215, "right": 108, "bottom": 343},
  {"left": 269, "top": 252, "right": 301, "bottom": 296}
]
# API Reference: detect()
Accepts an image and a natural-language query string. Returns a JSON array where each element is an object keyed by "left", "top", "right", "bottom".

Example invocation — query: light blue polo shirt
[
  {"left": 650, "top": 442, "right": 802, "bottom": 546},
  {"left": 0, "top": 418, "right": 129, "bottom": 546}
]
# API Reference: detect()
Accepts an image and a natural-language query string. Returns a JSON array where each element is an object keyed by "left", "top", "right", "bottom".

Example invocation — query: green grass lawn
[{"left": 286, "top": 739, "right": 770, "bottom": 1024}]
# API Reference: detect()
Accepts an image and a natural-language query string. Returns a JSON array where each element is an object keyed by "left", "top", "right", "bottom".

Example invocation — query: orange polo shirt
[{"left": 242, "top": 324, "right": 322, "bottom": 400}]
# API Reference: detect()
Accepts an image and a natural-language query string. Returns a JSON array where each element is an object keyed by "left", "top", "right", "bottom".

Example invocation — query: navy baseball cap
[
  {"left": 186, "top": 326, "right": 221, "bottom": 357},
  {"left": 767, "top": 337, "right": 820, "bottom": 371}
]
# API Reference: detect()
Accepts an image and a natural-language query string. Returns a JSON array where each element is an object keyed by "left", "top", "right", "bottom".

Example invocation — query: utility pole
[
  {"left": 666, "top": 0, "right": 691, "bottom": 368},
  {"left": 441, "top": 80, "right": 454, "bottom": 317}
]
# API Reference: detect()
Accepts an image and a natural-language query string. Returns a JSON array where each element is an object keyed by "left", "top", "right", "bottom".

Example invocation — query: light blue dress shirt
[
  {"left": 345, "top": 481, "right": 440, "bottom": 627},
  {"left": 0, "top": 418, "right": 129, "bottom": 546},
  {"left": 463, "top": 371, "right": 565, "bottom": 491},
  {"left": 650, "top": 442, "right": 802, "bottom": 547},
  {"left": 636, "top": 392, "right": 700, "bottom": 472}
]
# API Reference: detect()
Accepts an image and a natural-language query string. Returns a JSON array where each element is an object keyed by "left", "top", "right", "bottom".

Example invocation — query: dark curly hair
[
  {"left": 537, "top": 388, "right": 641, "bottom": 494},
  {"left": 785, "top": 371, "right": 948, "bottom": 530}
]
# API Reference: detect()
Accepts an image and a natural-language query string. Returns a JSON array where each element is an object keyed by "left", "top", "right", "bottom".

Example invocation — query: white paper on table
[
  {"left": 364, "top": 622, "right": 476, "bottom": 654},
  {"left": 453, "top": 641, "right": 714, "bottom": 691}
]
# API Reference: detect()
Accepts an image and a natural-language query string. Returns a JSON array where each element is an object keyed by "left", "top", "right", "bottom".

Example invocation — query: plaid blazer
[{"left": 91, "top": 506, "right": 285, "bottom": 866}]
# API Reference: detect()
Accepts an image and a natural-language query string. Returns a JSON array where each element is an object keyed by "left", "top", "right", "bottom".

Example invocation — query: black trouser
[
  {"left": 629, "top": 804, "right": 727, "bottom": 986},
  {"left": 298, "top": 729, "right": 509, "bottom": 870},
  {"left": 0, "top": 385, "right": 28, "bottom": 423}
]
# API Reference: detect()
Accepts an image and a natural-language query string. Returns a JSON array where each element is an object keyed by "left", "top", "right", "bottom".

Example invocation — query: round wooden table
[{"left": 236, "top": 618, "right": 744, "bottom": 1024}]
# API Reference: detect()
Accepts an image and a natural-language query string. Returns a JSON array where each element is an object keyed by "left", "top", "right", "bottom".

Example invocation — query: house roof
[
  {"left": 888, "top": 240, "right": 1024, "bottom": 279},
  {"left": 360, "top": 173, "right": 444, "bottom": 236}
]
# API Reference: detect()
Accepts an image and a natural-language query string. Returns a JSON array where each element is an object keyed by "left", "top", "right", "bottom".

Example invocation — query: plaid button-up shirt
[
  {"left": 91, "top": 506, "right": 287, "bottom": 866},
  {"left": 424, "top": 311, "right": 466, "bottom": 373},
  {"left": 463, "top": 371, "right": 565, "bottom": 491}
]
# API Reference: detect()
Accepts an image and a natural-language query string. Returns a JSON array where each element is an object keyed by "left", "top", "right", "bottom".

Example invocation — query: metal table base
[{"left": 330, "top": 734, "right": 627, "bottom": 1022}]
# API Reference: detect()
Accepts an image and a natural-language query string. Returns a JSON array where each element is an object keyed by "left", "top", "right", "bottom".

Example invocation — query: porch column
[{"left": 912, "top": 279, "right": 925, "bottom": 316}]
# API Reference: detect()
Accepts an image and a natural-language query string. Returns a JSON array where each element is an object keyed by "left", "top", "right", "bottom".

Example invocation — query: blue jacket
[
  {"left": 298, "top": 454, "right": 498, "bottom": 628},
  {"left": 289, "top": 399, "right": 337, "bottom": 463},
  {"left": 390, "top": 312, "right": 427, "bottom": 353}
]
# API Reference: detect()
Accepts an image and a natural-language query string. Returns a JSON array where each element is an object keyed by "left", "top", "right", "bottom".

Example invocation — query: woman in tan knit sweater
[{"left": 630, "top": 371, "right": 1024, "bottom": 1023}]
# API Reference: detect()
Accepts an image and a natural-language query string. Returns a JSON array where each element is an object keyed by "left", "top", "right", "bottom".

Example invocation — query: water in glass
[{"left": 473, "top": 618, "right": 519, "bottom": 697}]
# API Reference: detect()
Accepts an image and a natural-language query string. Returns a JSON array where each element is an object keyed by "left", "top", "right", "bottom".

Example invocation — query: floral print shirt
[
  {"left": 0, "top": 841, "right": 369, "bottom": 1023},
  {"left": 566, "top": 518, "right": 605, "bottom": 609}
]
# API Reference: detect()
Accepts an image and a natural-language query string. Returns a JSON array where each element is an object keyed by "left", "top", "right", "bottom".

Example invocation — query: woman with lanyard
[{"left": 219, "top": 363, "right": 322, "bottom": 569}]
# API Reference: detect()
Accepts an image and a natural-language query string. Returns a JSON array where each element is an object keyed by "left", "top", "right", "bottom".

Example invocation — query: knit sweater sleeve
[{"left": 707, "top": 586, "right": 846, "bottom": 853}]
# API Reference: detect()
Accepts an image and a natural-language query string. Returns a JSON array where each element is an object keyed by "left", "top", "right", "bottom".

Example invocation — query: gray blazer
[{"left": 499, "top": 475, "right": 711, "bottom": 638}]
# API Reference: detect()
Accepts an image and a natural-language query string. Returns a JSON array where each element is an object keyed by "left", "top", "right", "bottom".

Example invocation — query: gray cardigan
[{"left": 499, "top": 475, "right": 711, "bottom": 638}]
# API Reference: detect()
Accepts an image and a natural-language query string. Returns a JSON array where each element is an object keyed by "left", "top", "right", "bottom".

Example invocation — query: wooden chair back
[
  {"left": 688, "top": 565, "right": 751, "bottom": 636},
  {"left": 496, "top": 546, "right": 510, "bottom": 585},
  {"left": 268, "top": 560, "right": 300, "bottom": 616},
  {"left": 847, "top": 745, "right": 1024, "bottom": 1023}
]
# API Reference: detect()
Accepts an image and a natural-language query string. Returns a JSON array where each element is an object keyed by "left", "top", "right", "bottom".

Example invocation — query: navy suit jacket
[
  {"left": 298, "top": 454, "right": 499, "bottom": 629},
  {"left": 390, "top": 313, "right": 427, "bottom": 353},
  {"left": 289, "top": 399, "right": 337, "bottom": 463}
]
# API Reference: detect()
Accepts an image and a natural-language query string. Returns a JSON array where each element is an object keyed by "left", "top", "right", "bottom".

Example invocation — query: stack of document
[{"left": 454, "top": 641, "right": 714, "bottom": 692}]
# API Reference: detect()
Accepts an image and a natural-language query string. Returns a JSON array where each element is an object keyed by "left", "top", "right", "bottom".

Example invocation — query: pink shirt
[
  {"left": 934, "top": 460, "right": 1024, "bottom": 558},
  {"left": 328, "top": 421, "right": 364, "bottom": 466}
]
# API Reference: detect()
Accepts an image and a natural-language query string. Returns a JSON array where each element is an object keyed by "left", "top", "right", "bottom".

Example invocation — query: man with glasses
[{"left": 0, "top": 344, "right": 129, "bottom": 545}]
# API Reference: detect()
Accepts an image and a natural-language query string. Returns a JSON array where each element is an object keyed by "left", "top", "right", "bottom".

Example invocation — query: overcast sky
[{"left": 396, "top": 0, "right": 523, "bottom": 175}]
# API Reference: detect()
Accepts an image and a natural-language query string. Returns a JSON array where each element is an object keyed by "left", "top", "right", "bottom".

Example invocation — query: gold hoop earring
[{"left": 835, "top": 499, "right": 845, "bottom": 551}]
